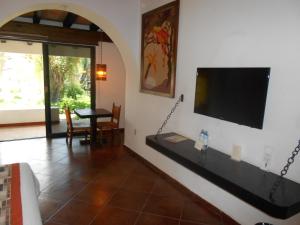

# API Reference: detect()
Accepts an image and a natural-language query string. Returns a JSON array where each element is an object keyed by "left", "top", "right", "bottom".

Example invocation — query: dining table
[{"left": 74, "top": 108, "right": 113, "bottom": 146}]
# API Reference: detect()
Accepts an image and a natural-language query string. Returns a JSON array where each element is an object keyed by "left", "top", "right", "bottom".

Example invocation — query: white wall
[
  {"left": 95, "top": 42, "right": 126, "bottom": 128},
  {"left": 0, "top": 40, "right": 42, "bottom": 54},
  {"left": 0, "top": 109, "right": 45, "bottom": 124},
  {"left": 0, "top": 108, "right": 60, "bottom": 124},
  {"left": 124, "top": 1, "right": 300, "bottom": 225}
]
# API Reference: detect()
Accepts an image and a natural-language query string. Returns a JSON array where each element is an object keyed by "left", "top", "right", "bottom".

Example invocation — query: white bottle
[
  {"left": 194, "top": 130, "right": 204, "bottom": 151},
  {"left": 202, "top": 130, "right": 208, "bottom": 150}
]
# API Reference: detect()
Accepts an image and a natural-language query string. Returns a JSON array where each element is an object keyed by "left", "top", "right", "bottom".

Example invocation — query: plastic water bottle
[
  {"left": 203, "top": 130, "right": 208, "bottom": 150},
  {"left": 200, "top": 130, "right": 204, "bottom": 142},
  {"left": 200, "top": 130, "right": 208, "bottom": 150}
]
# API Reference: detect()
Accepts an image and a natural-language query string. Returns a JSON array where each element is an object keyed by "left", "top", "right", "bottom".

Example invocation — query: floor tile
[
  {"left": 181, "top": 200, "right": 222, "bottom": 225},
  {"left": 0, "top": 125, "right": 45, "bottom": 141},
  {"left": 42, "top": 179, "right": 87, "bottom": 202},
  {"left": 92, "top": 172, "right": 128, "bottom": 188},
  {"left": 38, "top": 196, "right": 62, "bottom": 222},
  {"left": 36, "top": 163, "right": 73, "bottom": 176},
  {"left": 152, "top": 178, "right": 187, "bottom": 199},
  {"left": 0, "top": 136, "right": 238, "bottom": 225},
  {"left": 50, "top": 199, "right": 100, "bottom": 225},
  {"left": 71, "top": 168, "right": 100, "bottom": 182},
  {"left": 132, "top": 163, "right": 159, "bottom": 177},
  {"left": 100, "top": 163, "right": 133, "bottom": 177},
  {"left": 143, "top": 195, "right": 184, "bottom": 219},
  {"left": 35, "top": 173, "right": 55, "bottom": 191},
  {"left": 122, "top": 174, "right": 157, "bottom": 193},
  {"left": 75, "top": 182, "right": 117, "bottom": 207},
  {"left": 136, "top": 213, "right": 179, "bottom": 225},
  {"left": 108, "top": 189, "right": 149, "bottom": 211},
  {"left": 44, "top": 222, "right": 66, "bottom": 225},
  {"left": 180, "top": 221, "right": 205, "bottom": 225},
  {"left": 90, "top": 207, "right": 139, "bottom": 225}
]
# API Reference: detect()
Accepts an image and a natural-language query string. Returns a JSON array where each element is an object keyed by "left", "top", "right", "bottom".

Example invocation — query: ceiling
[
  {"left": 18, "top": 10, "right": 100, "bottom": 31},
  {"left": 0, "top": 10, "right": 112, "bottom": 45}
]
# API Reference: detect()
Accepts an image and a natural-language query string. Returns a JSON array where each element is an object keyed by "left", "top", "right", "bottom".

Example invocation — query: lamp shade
[{"left": 96, "top": 64, "right": 107, "bottom": 80}]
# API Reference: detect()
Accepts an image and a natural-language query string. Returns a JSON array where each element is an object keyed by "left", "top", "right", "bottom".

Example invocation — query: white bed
[
  {"left": 0, "top": 163, "right": 42, "bottom": 225},
  {"left": 19, "top": 163, "right": 42, "bottom": 225}
]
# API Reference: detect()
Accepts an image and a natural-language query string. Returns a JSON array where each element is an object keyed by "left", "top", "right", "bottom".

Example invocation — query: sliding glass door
[
  {"left": 44, "top": 43, "right": 95, "bottom": 137},
  {"left": 0, "top": 40, "right": 45, "bottom": 141}
]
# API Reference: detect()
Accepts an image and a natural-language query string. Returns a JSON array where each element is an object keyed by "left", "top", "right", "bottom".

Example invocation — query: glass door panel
[{"left": 47, "top": 44, "right": 92, "bottom": 136}]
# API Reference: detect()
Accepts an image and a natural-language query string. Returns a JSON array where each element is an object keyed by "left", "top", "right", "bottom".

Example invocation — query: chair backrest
[
  {"left": 64, "top": 108, "right": 73, "bottom": 131},
  {"left": 111, "top": 103, "right": 121, "bottom": 128}
]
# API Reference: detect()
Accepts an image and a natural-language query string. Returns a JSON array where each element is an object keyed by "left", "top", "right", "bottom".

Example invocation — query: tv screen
[{"left": 194, "top": 68, "right": 270, "bottom": 129}]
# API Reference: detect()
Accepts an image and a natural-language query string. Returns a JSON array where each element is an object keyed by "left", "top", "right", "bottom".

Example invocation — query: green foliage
[
  {"left": 58, "top": 95, "right": 90, "bottom": 112},
  {"left": 0, "top": 48, "right": 91, "bottom": 110},
  {"left": 79, "top": 58, "right": 91, "bottom": 91},
  {"left": 49, "top": 56, "right": 81, "bottom": 102},
  {"left": 14, "top": 95, "right": 22, "bottom": 100},
  {"left": 63, "top": 83, "right": 84, "bottom": 100},
  {"left": 49, "top": 55, "right": 91, "bottom": 113},
  {"left": 49, "top": 56, "right": 91, "bottom": 105}
]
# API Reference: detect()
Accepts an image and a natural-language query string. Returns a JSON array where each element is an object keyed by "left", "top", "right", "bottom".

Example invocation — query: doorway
[
  {"left": 0, "top": 40, "right": 96, "bottom": 140},
  {"left": 0, "top": 40, "right": 46, "bottom": 141},
  {"left": 44, "top": 43, "right": 95, "bottom": 138},
  {"left": 0, "top": 7, "right": 128, "bottom": 141}
]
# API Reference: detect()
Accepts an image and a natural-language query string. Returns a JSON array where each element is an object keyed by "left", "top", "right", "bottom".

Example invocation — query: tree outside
[
  {"left": 49, "top": 56, "right": 91, "bottom": 113},
  {"left": 0, "top": 52, "right": 44, "bottom": 109},
  {"left": 0, "top": 52, "right": 91, "bottom": 114}
]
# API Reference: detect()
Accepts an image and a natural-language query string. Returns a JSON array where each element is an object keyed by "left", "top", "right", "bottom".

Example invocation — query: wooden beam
[
  {"left": 63, "top": 12, "right": 77, "bottom": 28},
  {"left": 0, "top": 21, "right": 112, "bottom": 45},
  {"left": 90, "top": 23, "right": 99, "bottom": 31},
  {"left": 32, "top": 11, "right": 41, "bottom": 24}
]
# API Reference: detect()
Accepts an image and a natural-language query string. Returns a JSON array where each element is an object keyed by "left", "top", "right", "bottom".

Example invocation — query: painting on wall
[{"left": 140, "top": 1, "right": 179, "bottom": 98}]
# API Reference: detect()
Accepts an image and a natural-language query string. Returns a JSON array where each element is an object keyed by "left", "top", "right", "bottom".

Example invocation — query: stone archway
[
  {"left": 0, "top": 2, "right": 136, "bottom": 73},
  {"left": 0, "top": 1, "right": 139, "bottom": 138}
]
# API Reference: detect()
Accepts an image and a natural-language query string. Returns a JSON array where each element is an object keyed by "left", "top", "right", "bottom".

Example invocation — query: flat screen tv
[{"left": 194, "top": 67, "right": 270, "bottom": 129}]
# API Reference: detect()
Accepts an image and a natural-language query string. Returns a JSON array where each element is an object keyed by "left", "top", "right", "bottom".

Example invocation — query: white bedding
[{"left": 19, "top": 163, "right": 42, "bottom": 225}]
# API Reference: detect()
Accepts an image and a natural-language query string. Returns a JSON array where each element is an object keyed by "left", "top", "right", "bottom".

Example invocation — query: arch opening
[{"left": 0, "top": 2, "right": 136, "bottom": 140}]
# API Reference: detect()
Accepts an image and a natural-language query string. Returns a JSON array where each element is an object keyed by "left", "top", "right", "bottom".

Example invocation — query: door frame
[{"left": 43, "top": 43, "right": 96, "bottom": 138}]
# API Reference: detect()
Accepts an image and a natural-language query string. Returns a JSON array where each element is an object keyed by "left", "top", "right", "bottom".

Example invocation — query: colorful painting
[{"left": 140, "top": 1, "right": 179, "bottom": 97}]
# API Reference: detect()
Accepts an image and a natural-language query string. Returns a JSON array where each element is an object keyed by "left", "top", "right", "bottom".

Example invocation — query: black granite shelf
[{"left": 146, "top": 133, "right": 300, "bottom": 219}]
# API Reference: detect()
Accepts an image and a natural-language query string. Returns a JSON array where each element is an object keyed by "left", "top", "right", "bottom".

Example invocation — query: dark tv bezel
[{"left": 194, "top": 67, "right": 270, "bottom": 129}]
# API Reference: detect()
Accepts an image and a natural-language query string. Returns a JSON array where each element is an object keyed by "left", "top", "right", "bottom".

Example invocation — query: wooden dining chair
[
  {"left": 97, "top": 103, "right": 121, "bottom": 144},
  {"left": 65, "top": 108, "right": 90, "bottom": 146}
]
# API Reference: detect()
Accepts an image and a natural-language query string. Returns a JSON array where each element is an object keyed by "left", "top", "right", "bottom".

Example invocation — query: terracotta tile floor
[{"left": 0, "top": 136, "right": 239, "bottom": 225}]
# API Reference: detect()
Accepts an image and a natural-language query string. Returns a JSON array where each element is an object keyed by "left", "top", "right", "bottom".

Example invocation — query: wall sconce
[{"left": 96, "top": 64, "right": 107, "bottom": 81}]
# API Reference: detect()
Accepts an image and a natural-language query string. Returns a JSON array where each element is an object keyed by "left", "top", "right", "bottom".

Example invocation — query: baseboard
[
  {"left": 123, "top": 144, "right": 240, "bottom": 225},
  {"left": 0, "top": 121, "right": 45, "bottom": 128}
]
